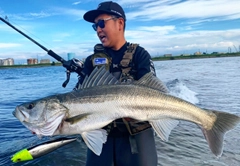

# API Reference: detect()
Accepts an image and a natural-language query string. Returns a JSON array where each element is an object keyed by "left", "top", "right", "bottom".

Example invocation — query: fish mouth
[
  {"left": 12, "top": 110, "right": 16, "bottom": 117},
  {"left": 13, "top": 107, "right": 29, "bottom": 122}
]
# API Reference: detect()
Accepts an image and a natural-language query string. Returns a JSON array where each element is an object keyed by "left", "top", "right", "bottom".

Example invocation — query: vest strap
[{"left": 120, "top": 43, "right": 139, "bottom": 82}]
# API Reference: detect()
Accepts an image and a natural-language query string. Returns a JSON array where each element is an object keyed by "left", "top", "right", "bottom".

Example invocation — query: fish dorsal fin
[
  {"left": 133, "top": 72, "right": 169, "bottom": 93},
  {"left": 150, "top": 119, "right": 179, "bottom": 141},
  {"left": 79, "top": 66, "right": 119, "bottom": 89}
]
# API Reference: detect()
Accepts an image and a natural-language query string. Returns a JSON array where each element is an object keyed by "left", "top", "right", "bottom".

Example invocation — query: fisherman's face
[{"left": 94, "top": 14, "right": 124, "bottom": 49}]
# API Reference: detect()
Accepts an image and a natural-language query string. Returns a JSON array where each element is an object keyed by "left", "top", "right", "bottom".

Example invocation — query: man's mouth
[{"left": 99, "top": 35, "right": 106, "bottom": 42}]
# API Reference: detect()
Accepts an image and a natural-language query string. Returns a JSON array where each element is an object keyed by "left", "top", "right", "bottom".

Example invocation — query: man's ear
[{"left": 118, "top": 18, "right": 125, "bottom": 31}]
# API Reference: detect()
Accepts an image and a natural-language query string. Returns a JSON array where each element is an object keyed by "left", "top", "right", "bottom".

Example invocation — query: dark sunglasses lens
[
  {"left": 92, "top": 20, "right": 105, "bottom": 31},
  {"left": 98, "top": 20, "right": 105, "bottom": 28}
]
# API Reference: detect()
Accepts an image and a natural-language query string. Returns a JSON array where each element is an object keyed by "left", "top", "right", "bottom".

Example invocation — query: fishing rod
[
  {"left": 0, "top": 16, "right": 83, "bottom": 87},
  {"left": 0, "top": 17, "right": 66, "bottom": 63}
]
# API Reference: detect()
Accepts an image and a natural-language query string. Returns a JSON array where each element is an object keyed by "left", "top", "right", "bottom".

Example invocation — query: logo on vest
[{"left": 93, "top": 58, "right": 108, "bottom": 66}]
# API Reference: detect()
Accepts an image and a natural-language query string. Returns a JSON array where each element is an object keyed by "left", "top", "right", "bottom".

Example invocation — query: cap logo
[
  {"left": 97, "top": 4, "right": 101, "bottom": 9},
  {"left": 111, "top": 9, "right": 122, "bottom": 17}
]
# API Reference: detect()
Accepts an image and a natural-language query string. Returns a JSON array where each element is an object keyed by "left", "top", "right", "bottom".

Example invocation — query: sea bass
[{"left": 13, "top": 67, "right": 240, "bottom": 157}]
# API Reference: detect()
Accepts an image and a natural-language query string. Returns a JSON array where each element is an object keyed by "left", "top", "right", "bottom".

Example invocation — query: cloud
[
  {"left": 125, "top": 27, "right": 240, "bottom": 55},
  {"left": 52, "top": 32, "right": 72, "bottom": 39},
  {"left": 0, "top": 24, "right": 15, "bottom": 33},
  {"left": 3, "top": 11, "right": 56, "bottom": 21},
  {"left": 114, "top": 0, "right": 240, "bottom": 55},
  {"left": 122, "top": 0, "right": 240, "bottom": 23},
  {"left": 72, "top": 1, "right": 82, "bottom": 5},
  {"left": 51, "top": 7, "right": 86, "bottom": 20},
  {"left": 138, "top": 25, "right": 175, "bottom": 34},
  {"left": 1, "top": 8, "right": 82, "bottom": 22},
  {"left": 0, "top": 43, "right": 21, "bottom": 48},
  {"left": 1, "top": 0, "right": 240, "bottom": 62},
  {"left": 29, "top": 11, "right": 52, "bottom": 18}
]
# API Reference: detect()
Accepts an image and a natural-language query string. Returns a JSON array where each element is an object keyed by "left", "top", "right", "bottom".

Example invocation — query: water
[{"left": 1, "top": 57, "right": 240, "bottom": 166}]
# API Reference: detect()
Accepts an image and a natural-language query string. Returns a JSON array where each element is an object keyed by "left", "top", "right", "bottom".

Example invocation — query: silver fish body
[{"left": 13, "top": 67, "right": 240, "bottom": 157}]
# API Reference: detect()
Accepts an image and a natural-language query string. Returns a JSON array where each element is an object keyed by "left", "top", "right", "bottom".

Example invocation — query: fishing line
[{"left": 1, "top": 15, "right": 53, "bottom": 49}]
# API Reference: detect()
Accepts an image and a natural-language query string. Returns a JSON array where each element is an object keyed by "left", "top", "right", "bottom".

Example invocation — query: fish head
[{"left": 13, "top": 97, "right": 68, "bottom": 136}]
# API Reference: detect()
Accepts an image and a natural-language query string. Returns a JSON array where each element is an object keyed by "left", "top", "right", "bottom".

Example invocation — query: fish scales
[{"left": 63, "top": 84, "right": 215, "bottom": 128}]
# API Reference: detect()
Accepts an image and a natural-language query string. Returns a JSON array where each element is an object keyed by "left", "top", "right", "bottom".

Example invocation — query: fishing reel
[{"left": 62, "top": 58, "right": 84, "bottom": 88}]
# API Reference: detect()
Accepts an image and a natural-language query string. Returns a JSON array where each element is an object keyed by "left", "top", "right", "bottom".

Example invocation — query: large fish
[{"left": 13, "top": 67, "right": 240, "bottom": 157}]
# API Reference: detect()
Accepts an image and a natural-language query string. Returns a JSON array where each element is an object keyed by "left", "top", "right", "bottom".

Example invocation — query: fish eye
[
  {"left": 17, "top": 158, "right": 21, "bottom": 162},
  {"left": 28, "top": 103, "right": 35, "bottom": 109}
]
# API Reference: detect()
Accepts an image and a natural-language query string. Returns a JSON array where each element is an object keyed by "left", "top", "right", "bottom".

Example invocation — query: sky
[{"left": 0, "top": 0, "right": 240, "bottom": 64}]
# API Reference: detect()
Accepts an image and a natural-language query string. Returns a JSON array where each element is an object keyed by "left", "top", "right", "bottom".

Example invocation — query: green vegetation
[
  {"left": 1, "top": 53, "right": 240, "bottom": 69},
  {"left": 152, "top": 52, "right": 240, "bottom": 61}
]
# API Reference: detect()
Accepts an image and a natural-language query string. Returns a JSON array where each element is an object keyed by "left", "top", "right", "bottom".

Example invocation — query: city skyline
[{"left": 0, "top": 0, "right": 240, "bottom": 63}]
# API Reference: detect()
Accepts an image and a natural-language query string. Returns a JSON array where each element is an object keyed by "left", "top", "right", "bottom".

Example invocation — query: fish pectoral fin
[
  {"left": 65, "top": 113, "right": 91, "bottom": 124},
  {"left": 150, "top": 119, "right": 179, "bottom": 141},
  {"left": 81, "top": 129, "right": 108, "bottom": 156}
]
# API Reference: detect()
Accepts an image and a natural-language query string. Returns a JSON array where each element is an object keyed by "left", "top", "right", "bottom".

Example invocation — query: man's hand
[{"left": 62, "top": 58, "right": 84, "bottom": 74}]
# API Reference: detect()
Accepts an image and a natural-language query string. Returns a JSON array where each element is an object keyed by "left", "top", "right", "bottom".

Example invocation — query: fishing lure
[{"left": 11, "top": 137, "right": 77, "bottom": 163}]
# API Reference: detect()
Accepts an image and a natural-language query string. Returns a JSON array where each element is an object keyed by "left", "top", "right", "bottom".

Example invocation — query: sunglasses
[{"left": 92, "top": 17, "right": 117, "bottom": 31}]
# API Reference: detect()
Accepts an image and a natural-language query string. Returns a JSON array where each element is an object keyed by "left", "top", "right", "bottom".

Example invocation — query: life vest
[
  {"left": 91, "top": 44, "right": 112, "bottom": 71},
  {"left": 91, "top": 43, "right": 152, "bottom": 135},
  {"left": 119, "top": 43, "right": 138, "bottom": 82}
]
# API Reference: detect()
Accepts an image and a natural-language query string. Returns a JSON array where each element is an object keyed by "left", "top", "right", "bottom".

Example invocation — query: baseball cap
[{"left": 83, "top": 1, "right": 126, "bottom": 23}]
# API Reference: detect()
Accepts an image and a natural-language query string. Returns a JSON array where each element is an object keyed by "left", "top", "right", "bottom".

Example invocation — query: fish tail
[{"left": 202, "top": 110, "right": 240, "bottom": 157}]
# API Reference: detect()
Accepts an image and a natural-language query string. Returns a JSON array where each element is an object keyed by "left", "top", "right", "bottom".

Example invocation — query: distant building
[
  {"left": 164, "top": 54, "right": 172, "bottom": 57},
  {"left": 0, "top": 58, "right": 14, "bottom": 66},
  {"left": 27, "top": 58, "right": 38, "bottom": 65},
  {"left": 194, "top": 51, "right": 202, "bottom": 55},
  {"left": 40, "top": 59, "right": 51, "bottom": 64},
  {"left": 67, "top": 53, "right": 75, "bottom": 60}
]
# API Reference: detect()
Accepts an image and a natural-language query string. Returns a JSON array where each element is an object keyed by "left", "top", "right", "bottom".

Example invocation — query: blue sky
[{"left": 0, "top": 0, "right": 240, "bottom": 63}]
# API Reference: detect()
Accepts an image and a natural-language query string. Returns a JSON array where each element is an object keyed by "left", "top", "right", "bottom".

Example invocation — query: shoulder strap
[
  {"left": 120, "top": 43, "right": 139, "bottom": 77},
  {"left": 90, "top": 44, "right": 112, "bottom": 70}
]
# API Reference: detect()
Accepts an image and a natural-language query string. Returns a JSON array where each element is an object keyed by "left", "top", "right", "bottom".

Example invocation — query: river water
[{"left": 0, "top": 57, "right": 240, "bottom": 166}]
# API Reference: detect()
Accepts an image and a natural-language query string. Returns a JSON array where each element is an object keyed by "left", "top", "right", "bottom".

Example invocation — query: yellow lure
[{"left": 11, "top": 148, "right": 33, "bottom": 163}]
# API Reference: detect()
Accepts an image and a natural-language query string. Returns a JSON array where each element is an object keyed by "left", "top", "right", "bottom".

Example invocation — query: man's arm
[{"left": 134, "top": 46, "right": 156, "bottom": 80}]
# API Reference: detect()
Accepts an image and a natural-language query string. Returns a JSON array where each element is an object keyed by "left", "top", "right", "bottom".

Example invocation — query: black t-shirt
[{"left": 79, "top": 42, "right": 155, "bottom": 84}]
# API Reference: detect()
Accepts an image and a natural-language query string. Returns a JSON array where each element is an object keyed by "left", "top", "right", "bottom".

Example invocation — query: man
[{"left": 78, "top": 1, "right": 158, "bottom": 166}]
